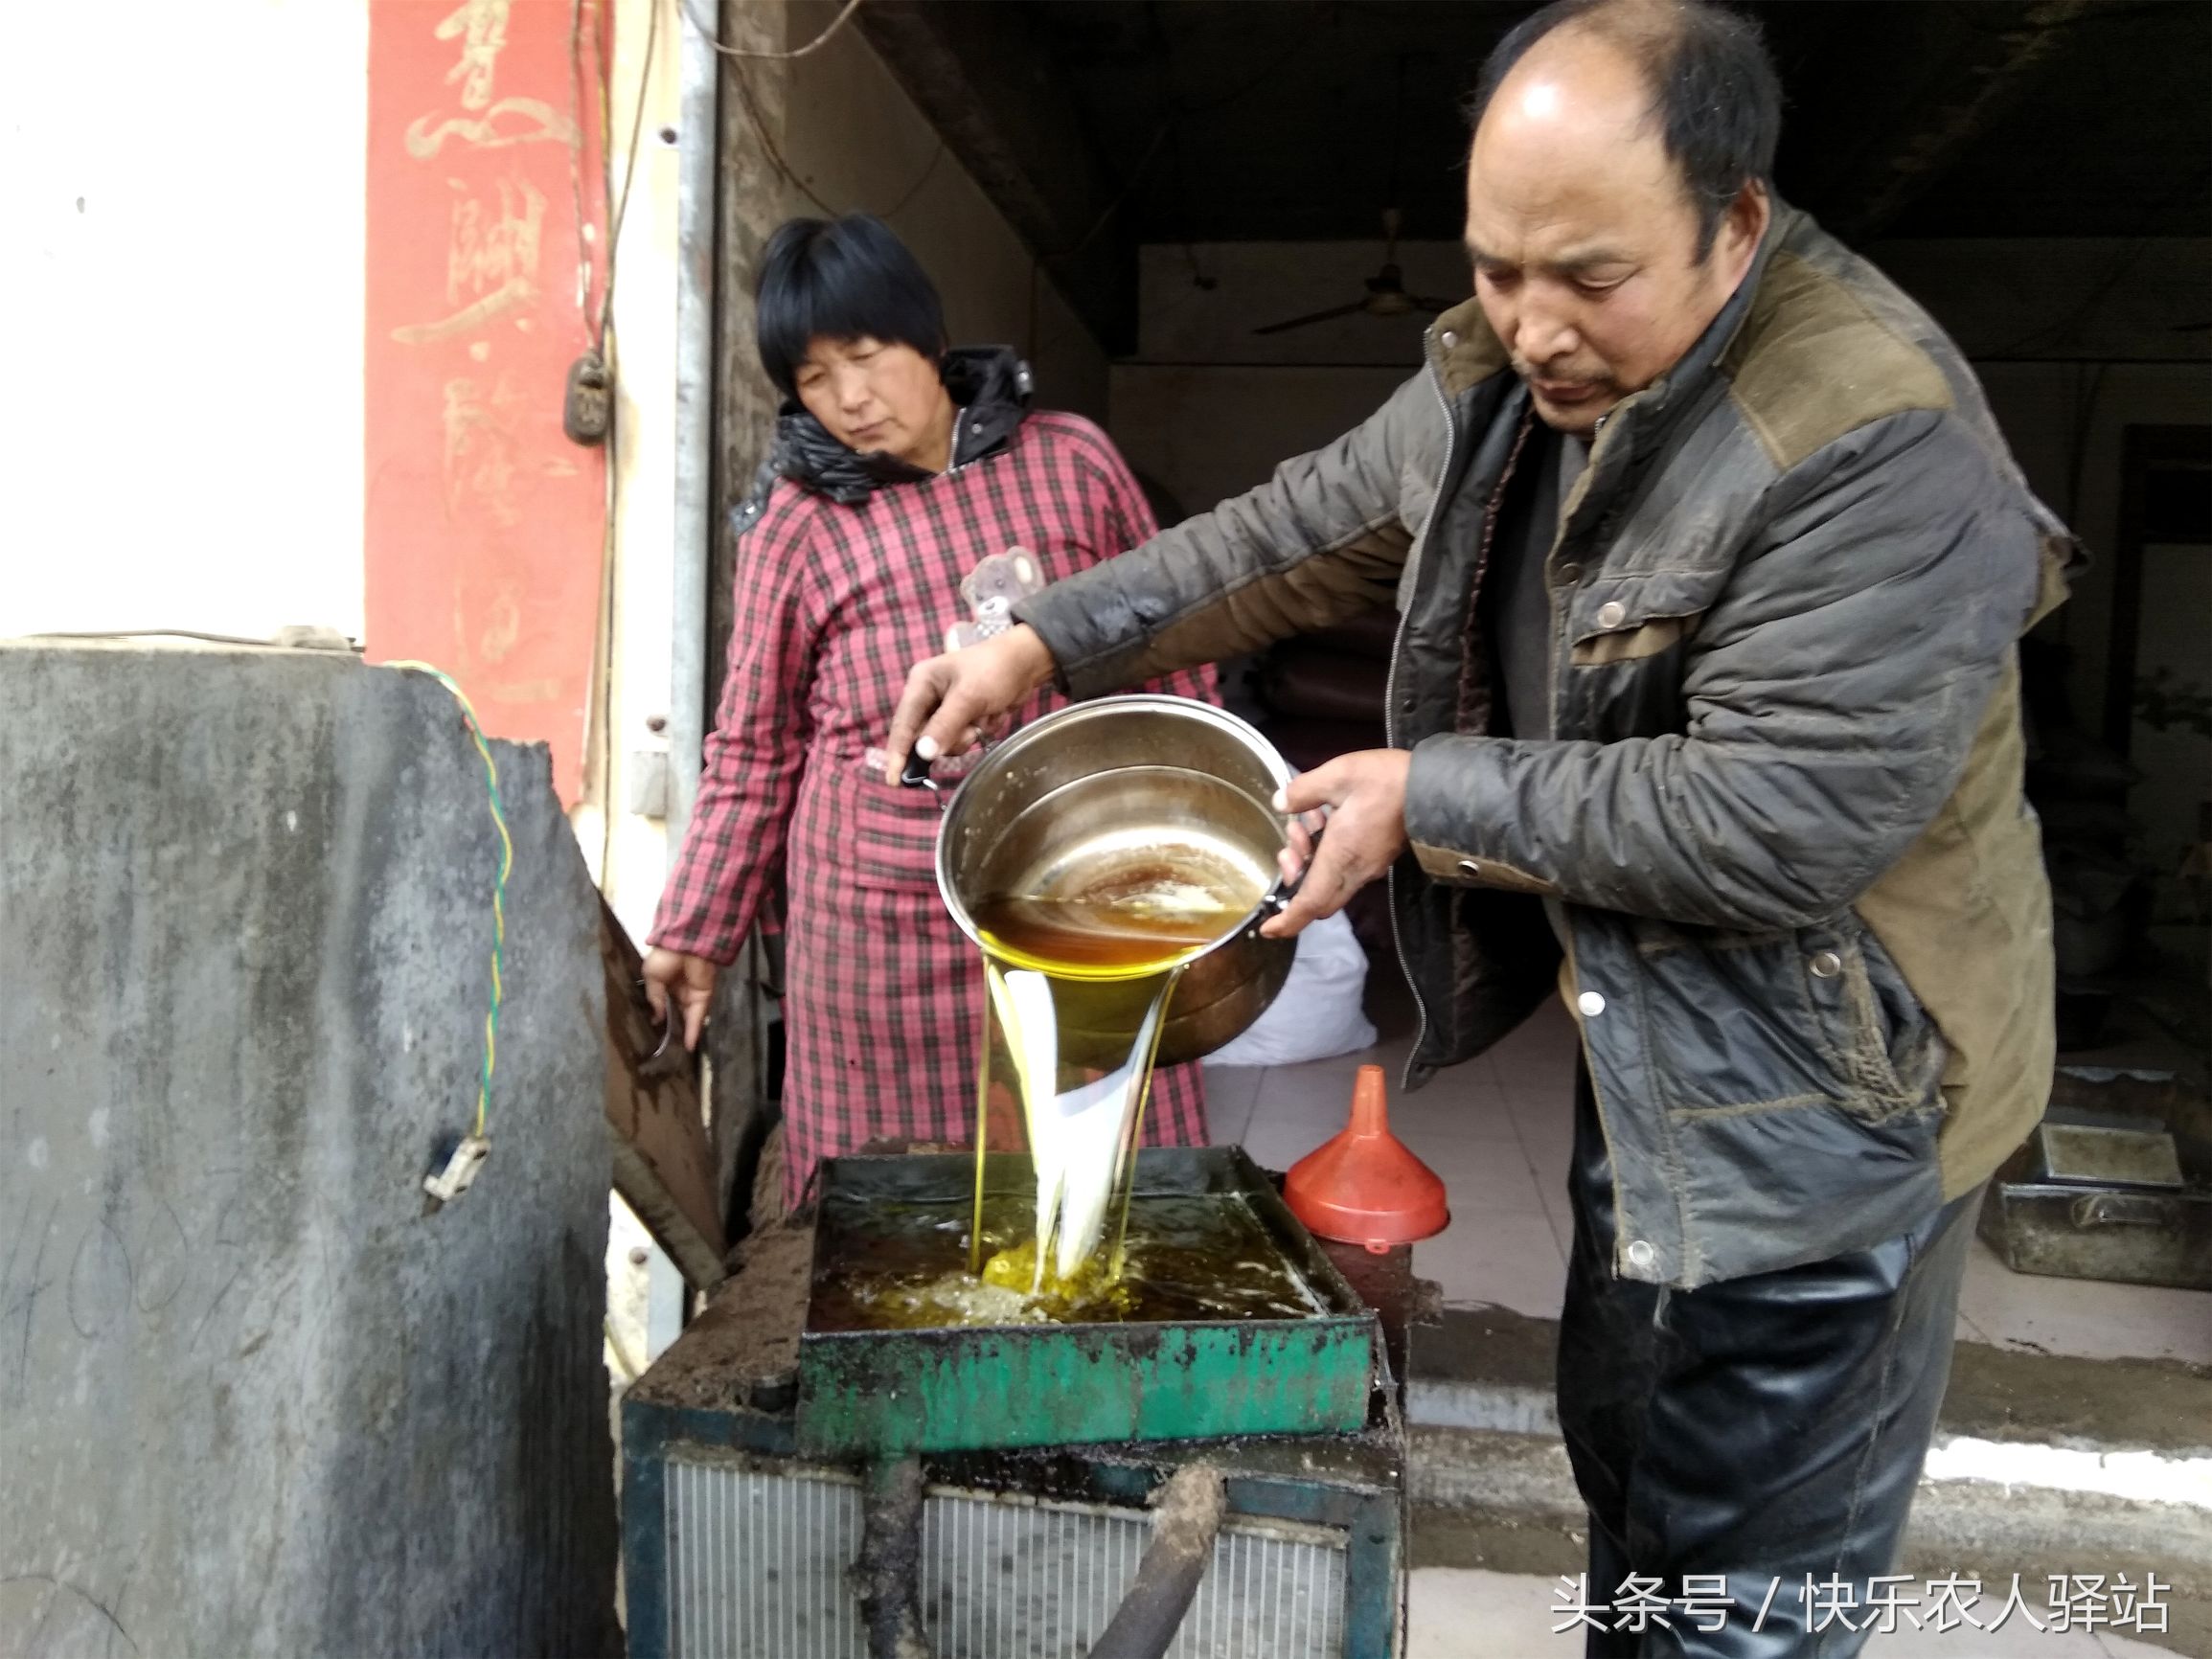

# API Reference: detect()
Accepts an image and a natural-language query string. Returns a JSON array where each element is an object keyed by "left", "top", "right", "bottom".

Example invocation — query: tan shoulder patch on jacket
[
  {"left": 1432, "top": 298, "right": 1507, "bottom": 397},
  {"left": 1723, "top": 250, "right": 1953, "bottom": 472}
]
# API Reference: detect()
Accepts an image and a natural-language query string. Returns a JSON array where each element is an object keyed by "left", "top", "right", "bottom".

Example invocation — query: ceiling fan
[
  {"left": 1251, "top": 57, "right": 1454, "bottom": 337},
  {"left": 1251, "top": 207, "right": 1459, "bottom": 336}
]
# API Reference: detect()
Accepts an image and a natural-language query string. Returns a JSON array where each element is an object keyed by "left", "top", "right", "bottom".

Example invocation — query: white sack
[{"left": 1206, "top": 909, "right": 1378, "bottom": 1068}]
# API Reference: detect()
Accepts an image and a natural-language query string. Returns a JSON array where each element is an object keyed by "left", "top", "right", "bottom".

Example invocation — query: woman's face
[{"left": 793, "top": 336, "right": 953, "bottom": 469}]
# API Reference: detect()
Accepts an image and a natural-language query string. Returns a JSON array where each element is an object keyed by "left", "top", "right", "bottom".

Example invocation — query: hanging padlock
[{"left": 563, "top": 351, "right": 611, "bottom": 445}]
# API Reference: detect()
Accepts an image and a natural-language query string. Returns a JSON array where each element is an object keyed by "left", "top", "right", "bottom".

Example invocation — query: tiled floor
[
  {"left": 1407, "top": 1569, "right": 2182, "bottom": 1658},
  {"left": 1207, "top": 998, "right": 2212, "bottom": 1366}
]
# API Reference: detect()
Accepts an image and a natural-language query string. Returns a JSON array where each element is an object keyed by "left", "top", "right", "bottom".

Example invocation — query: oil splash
[{"left": 810, "top": 1193, "right": 1328, "bottom": 1331}]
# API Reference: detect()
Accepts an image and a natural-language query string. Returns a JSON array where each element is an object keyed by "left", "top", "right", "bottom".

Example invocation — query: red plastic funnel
[{"left": 1284, "top": 1065, "right": 1449, "bottom": 1253}]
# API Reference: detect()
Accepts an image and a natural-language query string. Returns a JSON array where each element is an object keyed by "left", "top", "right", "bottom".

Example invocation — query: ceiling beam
[{"left": 855, "top": 0, "right": 1138, "bottom": 353}]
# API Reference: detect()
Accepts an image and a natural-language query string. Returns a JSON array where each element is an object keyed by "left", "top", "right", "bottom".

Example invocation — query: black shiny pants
[{"left": 1558, "top": 1068, "right": 1981, "bottom": 1659}]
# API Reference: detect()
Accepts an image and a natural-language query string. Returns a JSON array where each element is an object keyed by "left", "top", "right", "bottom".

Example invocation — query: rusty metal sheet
[{"left": 602, "top": 896, "right": 727, "bottom": 1291}]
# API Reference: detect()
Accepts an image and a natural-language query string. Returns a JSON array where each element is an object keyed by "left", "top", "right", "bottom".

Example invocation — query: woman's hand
[
  {"left": 882, "top": 621, "right": 1058, "bottom": 784},
  {"left": 642, "top": 947, "right": 719, "bottom": 1052},
  {"left": 1260, "top": 750, "right": 1411, "bottom": 940}
]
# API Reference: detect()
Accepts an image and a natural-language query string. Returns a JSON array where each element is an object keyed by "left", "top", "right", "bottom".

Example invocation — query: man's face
[{"left": 1464, "top": 33, "right": 1766, "bottom": 435}]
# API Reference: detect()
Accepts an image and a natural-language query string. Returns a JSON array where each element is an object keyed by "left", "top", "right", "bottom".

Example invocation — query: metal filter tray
[{"left": 794, "top": 1148, "right": 1378, "bottom": 1457}]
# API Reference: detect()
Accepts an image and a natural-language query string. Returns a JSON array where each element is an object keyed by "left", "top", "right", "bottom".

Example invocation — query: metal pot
[{"left": 928, "top": 695, "right": 1296, "bottom": 1066}]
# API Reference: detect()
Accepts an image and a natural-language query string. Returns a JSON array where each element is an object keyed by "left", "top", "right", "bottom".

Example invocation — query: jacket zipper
[
  {"left": 1542, "top": 405, "right": 1646, "bottom": 1279},
  {"left": 1381, "top": 337, "right": 1461, "bottom": 1090},
  {"left": 1380, "top": 348, "right": 1632, "bottom": 1095},
  {"left": 1452, "top": 412, "right": 1536, "bottom": 727}
]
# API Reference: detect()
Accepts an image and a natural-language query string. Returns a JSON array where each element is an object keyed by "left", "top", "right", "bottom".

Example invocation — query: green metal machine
[
  {"left": 621, "top": 1148, "right": 1408, "bottom": 1659},
  {"left": 796, "top": 1148, "right": 1379, "bottom": 1458}
]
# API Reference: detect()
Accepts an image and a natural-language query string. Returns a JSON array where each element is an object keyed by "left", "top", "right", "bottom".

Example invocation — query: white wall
[
  {"left": 1113, "top": 239, "right": 2210, "bottom": 647},
  {"left": 1136, "top": 239, "right": 1464, "bottom": 370},
  {"left": 1, "top": 2, "right": 368, "bottom": 641},
  {"left": 1110, "top": 364, "right": 1405, "bottom": 521},
  {"left": 1129, "top": 236, "right": 2212, "bottom": 371},
  {"left": 1115, "top": 232, "right": 2212, "bottom": 928},
  {"left": 1112, "top": 240, "right": 1445, "bottom": 523},
  {"left": 589, "top": 0, "right": 692, "bottom": 928}
]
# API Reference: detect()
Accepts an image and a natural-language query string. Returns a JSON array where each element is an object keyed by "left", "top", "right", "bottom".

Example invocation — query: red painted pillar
[{"left": 364, "top": 0, "right": 609, "bottom": 805}]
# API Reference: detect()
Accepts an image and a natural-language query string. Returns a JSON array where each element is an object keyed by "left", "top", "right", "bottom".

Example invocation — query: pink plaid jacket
[{"left": 652, "top": 408, "right": 1214, "bottom": 1204}]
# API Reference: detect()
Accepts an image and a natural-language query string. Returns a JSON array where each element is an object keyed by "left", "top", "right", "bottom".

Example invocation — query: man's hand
[
  {"left": 642, "top": 947, "right": 718, "bottom": 1052},
  {"left": 1261, "top": 749, "right": 1412, "bottom": 940},
  {"left": 882, "top": 620, "right": 1057, "bottom": 784}
]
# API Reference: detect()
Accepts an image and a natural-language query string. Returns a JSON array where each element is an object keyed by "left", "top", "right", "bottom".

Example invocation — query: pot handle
[
  {"left": 900, "top": 746, "right": 941, "bottom": 793},
  {"left": 1262, "top": 802, "right": 1323, "bottom": 920},
  {"left": 899, "top": 729, "right": 1003, "bottom": 802}
]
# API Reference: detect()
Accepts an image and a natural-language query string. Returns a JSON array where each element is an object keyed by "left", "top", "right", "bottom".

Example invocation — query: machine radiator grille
[
  {"left": 922, "top": 1488, "right": 1345, "bottom": 1659},
  {"left": 668, "top": 1460, "right": 865, "bottom": 1659},
  {"left": 663, "top": 1456, "right": 1347, "bottom": 1659}
]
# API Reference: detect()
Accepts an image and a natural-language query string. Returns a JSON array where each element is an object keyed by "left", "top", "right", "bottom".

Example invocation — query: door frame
[{"left": 2104, "top": 423, "right": 2212, "bottom": 756}]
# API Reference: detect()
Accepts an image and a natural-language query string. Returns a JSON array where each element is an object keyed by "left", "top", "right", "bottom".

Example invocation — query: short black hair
[
  {"left": 754, "top": 214, "right": 948, "bottom": 399},
  {"left": 1466, "top": 0, "right": 1782, "bottom": 260}
]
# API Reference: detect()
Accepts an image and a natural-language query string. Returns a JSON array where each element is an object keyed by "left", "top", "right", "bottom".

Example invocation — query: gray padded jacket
[{"left": 1015, "top": 206, "right": 2078, "bottom": 1286}]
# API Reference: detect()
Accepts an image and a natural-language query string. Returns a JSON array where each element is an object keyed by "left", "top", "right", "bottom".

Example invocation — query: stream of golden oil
[{"left": 967, "top": 883, "right": 1247, "bottom": 1293}]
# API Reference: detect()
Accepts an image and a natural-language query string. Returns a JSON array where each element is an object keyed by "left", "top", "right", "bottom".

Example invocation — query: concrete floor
[
  {"left": 1206, "top": 995, "right": 2212, "bottom": 1368},
  {"left": 1215, "top": 980, "right": 2211, "bottom": 1659},
  {"left": 1407, "top": 1568, "right": 2184, "bottom": 1658}
]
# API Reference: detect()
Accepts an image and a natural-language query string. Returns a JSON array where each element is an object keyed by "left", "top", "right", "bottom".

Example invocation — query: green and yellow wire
[{"left": 389, "top": 661, "right": 512, "bottom": 1140}]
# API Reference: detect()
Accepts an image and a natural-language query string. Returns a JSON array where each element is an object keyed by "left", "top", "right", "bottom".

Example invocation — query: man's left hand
[{"left": 1262, "top": 749, "right": 1411, "bottom": 940}]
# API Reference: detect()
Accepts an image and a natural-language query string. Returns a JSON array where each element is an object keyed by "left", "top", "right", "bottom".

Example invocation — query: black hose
[{"left": 1088, "top": 1465, "right": 1229, "bottom": 1659}]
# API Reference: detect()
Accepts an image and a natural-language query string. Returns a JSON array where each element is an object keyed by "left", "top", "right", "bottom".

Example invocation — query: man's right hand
[
  {"left": 642, "top": 946, "right": 718, "bottom": 1052},
  {"left": 882, "top": 622, "right": 1057, "bottom": 785}
]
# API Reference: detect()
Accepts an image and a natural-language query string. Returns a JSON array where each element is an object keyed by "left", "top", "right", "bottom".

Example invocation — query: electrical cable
[
  {"left": 21, "top": 638, "right": 509, "bottom": 1165},
  {"left": 678, "top": 0, "right": 863, "bottom": 61},
  {"left": 593, "top": 445, "right": 622, "bottom": 888},
  {"left": 13, "top": 628, "right": 353, "bottom": 648},
  {"left": 725, "top": 57, "right": 832, "bottom": 215},
  {"left": 877, "top": 140, "right": 947, "bottom": 220},
  {"left": 558, "top": 0, "right": 630, "bottom": 882},
  {"left": 604, "top": 1316, "right": 644, "bottom": 1382},
  {"left": 598, "top": 0, "right": 663, "bottom": 349},
  {"left": 1021, "top": 3, "right": 1328, "bottom": 362},
  {"left": 1022, "top": 125, "right": 1171, "bottom": 363},
  {"left": 389, "top": 661, "right": 513, "bottom": 1143},
  {"left": 2062, "top": 362, "right": 2108, "bottom": 534},
  {"left": 567, "top": 0, "right": 603, "bottom": 321},
  {"left": 1059, "top": 128, "right": 1172, "bottom": 265},
  {"left": 723, "top": 36, "right": 944, "bottom": 221}
]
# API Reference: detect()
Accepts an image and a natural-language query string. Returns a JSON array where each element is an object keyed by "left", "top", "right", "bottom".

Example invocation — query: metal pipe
[
  {"left": 855, "top": 1458, "right": 934, "bottom": 1659},
  {"left": 667, "top": 0, "right": 719, "bottom": 847},
  {"left": 1088, "top": 1465, "right": 1229, "bottom": 1659}
]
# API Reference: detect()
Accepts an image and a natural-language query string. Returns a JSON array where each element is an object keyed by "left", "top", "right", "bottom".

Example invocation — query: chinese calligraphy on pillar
[{"left": 366, "top": 0, "right": 608, "bottom": 803}]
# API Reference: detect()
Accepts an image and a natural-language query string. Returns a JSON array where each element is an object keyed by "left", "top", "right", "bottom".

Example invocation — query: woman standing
[{"left": 643, "top": 214, "right": 1213, "bottom": 1211}]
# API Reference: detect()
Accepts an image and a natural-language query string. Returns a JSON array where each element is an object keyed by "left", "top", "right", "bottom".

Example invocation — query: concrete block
[{"left": 0, "top": 643, "right": 620, "bottom": 1657}]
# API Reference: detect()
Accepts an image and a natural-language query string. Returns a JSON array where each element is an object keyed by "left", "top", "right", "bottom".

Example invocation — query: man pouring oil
[{"left": 883, "top": 2, "right": 2075, "bottom": 1652}]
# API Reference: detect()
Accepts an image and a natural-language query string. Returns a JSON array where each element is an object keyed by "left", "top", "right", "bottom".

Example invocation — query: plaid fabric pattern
[{"left": 652, "top": 412, "right": 1216, "bottom": 1207}]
